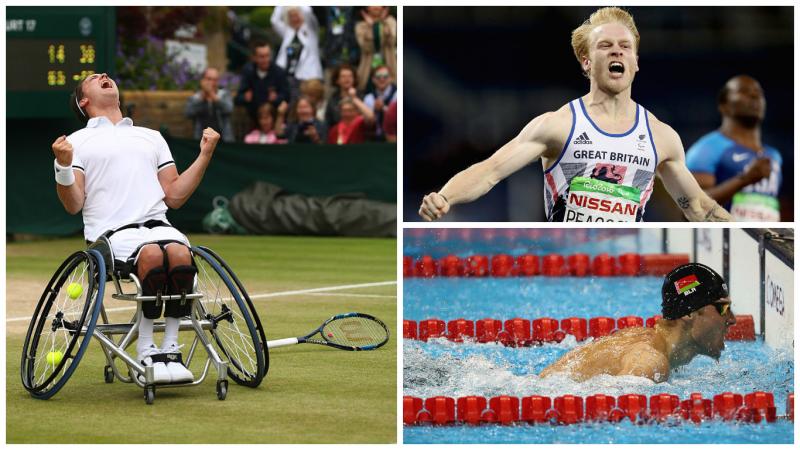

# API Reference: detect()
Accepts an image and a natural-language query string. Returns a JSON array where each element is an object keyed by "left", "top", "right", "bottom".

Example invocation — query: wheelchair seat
[{"left": 87, "top": 236, "right": 133, "bottom": 281}]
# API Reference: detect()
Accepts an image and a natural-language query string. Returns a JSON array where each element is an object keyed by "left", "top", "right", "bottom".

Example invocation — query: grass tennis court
[{"left": 7, "top": 234, "right": 396, "bottom": 444}]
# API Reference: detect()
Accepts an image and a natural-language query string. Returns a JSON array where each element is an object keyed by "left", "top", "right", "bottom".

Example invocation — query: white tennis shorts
[{"left": 108, "top": 225, "right": 190, "bottom": 262}]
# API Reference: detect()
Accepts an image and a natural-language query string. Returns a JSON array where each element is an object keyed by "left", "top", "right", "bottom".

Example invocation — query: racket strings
[{"left": 322, "top": 317, "right": 388, "bottom": 347}]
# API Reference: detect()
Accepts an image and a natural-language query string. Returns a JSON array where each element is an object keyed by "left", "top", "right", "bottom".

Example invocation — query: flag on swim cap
[{"left": 661, "top": 263, "right": 729, "bottom": 320}]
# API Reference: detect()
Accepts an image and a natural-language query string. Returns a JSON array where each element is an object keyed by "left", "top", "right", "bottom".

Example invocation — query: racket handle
[{"left": 267, "top": 337, "right": 299, "bottom": 349}]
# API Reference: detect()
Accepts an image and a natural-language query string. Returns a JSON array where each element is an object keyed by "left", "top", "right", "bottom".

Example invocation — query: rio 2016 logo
[{"left": 765, "top": 275, "right": 785, "bottom": 316}]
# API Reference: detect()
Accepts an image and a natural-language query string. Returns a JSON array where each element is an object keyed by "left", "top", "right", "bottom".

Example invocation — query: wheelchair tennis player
[{"left": 53, "top": 72, "right": 220, "bottom": 384}]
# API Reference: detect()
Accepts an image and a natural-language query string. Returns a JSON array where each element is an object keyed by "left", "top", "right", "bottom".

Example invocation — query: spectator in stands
[
  {"left": 355, "top": 7, "right": 397, "bottom": 92},
  {"left": 185, "top": 67, "right": 235, "bottom": 143},
  {"left": 327, "top": 93, "right": 375, "bottom": 145},
  {"left": 300, "top": 79, "right": 327, "bottom": 123},
  {"left": 235, "top": 42, "right": 291, "bottom": 122},
  {"left": 283, "top": 96, "right": 327, "bottom": 144},
  {"left": 363, "top": 65, "right": 397, "bottom": 141},
  {"left": 244, "top": 102, "right": 288, "bottom": 144},
  {"left": 325, "top": 64, "right": 358, "bottom": 127},
  {"left": 322, "top": 7, "right": 360, "bottom": 78},
  {"left": 271, "top": 6, "right": 323, "bottom": 101},
  {"left": 383, "top": 99, "right": 397, "bottom": 143}
]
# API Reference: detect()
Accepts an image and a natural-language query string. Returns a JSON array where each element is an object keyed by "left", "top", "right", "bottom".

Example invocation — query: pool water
[{"left": 403, "top": 275, "right": 794, "bottom": 443}]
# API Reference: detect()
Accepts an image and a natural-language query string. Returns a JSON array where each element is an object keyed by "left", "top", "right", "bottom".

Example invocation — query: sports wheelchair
[{"left": 20, "top": 237, "right": 268, "bottom": 404}]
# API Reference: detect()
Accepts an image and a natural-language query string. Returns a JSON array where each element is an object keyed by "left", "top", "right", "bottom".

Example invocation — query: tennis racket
[{"left": 267, "top": 312, "right": 389, "bottom": 351}]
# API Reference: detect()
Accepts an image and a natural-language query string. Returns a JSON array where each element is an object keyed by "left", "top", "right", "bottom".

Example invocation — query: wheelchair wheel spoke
[{"left": 192, "top": 247, "right": 265, "bottom": 387}]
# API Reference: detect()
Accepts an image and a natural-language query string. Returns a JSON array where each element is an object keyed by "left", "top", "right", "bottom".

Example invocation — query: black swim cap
[{"left": 661, "top": 263, "right": 729, "bottom": 320}]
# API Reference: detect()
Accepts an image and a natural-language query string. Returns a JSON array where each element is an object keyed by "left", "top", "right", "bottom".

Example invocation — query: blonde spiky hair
[{"left": 571, "top": 7, "right": 640, "bottom": 76}]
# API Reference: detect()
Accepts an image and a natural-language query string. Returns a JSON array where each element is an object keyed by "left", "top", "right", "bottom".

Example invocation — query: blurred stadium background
[{"left": 404, "top": 6, "right": 793, "bottom": 222}]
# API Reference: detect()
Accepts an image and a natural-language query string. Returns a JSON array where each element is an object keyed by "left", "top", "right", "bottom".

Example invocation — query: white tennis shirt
[{"left": 66, "top": 116, "right": 176, "bottom": 241}]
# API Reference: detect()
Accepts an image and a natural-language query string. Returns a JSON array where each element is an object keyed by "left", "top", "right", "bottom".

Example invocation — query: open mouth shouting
[{"left": 608, "top": 61, "right": 625, "bottom": 78}]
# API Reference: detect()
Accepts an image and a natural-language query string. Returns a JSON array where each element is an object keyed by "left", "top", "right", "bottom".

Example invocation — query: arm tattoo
[{"left": 677, "top": 196, "right": 690, "bottom": 209}]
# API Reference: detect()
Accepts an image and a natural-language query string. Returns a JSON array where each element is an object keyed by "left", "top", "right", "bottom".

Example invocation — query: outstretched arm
[
  {"left": 654, "top": 121, "right": 732, "bottom": 222},
  {"left": 418, "top": 112, "right": 555, "bottom": 221},
  {"left": 159, "top": 128, "right": 220, "bottom": 209}
]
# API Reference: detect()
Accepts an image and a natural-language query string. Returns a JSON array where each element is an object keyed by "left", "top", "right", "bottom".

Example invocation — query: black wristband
[{"left": 438, "top": 193, "right": 449, "bottom": 204}]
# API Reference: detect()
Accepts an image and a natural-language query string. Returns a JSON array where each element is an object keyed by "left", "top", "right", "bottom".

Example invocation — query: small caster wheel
[
  {"left": 104, "top": 365, "right": 114, "bottom": 383},
  {"left": 144, "top": 386, "right": 155, "bottom": 405},
  {"left": 216, "top": 380, "right": 228, "bottom": 401}
]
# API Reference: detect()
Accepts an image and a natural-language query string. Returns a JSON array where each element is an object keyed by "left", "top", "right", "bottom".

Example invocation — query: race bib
[
  {"left": 731, "top": 192, "right": 780, "bottom": 222},
  {"left": 564, "top": 176, "right": 641, "bottom": 222}
]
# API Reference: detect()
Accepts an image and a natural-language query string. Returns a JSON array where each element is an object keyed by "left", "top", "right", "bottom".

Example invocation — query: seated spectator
[
  {"left": 327, "top": 93, "right": 375, "bottom": 145},
  {"left": 300, "top": 79, "right": 327, "bottom": 123},
  {"left": 325, "top": 64, "right": 359, "bottom": 127},
  {"left": 185, "top": 67, "right": 235, "bottom": 143},
  {"left": 244, "top": 102, "right": 288, "bottom": 144},
  {"left": 235, "top": 42, "right": 291, "bottom": 121},
  {"left": 363, "top": 65, "right": 397, "bottom": 141},
  {"left": 283, "top": 96, "right": 327, "bottom": 144},
  {"left": 356, "top": 7, "right": 397, "bottom": 92},
  {"left": 383, "top": 99, "right": 397, "bottom": 143},
  {"left": 271, "top": 6, "right": 323, "bottom": 101}
]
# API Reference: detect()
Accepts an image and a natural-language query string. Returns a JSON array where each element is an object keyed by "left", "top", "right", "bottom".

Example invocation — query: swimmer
[
  {"left": 418, "top": 7, "right": 732, "bottom": 222},
  {"left": 539, "top": 263, "right": 736, "bottom": 382},
  {"left": 685, "top": 75, "right": 783, "bottom": 222}
]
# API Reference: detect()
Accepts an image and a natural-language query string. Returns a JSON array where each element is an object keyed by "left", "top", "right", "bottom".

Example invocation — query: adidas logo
[{"left": 573, "top": 132, "right": 592, "bottom": 144}]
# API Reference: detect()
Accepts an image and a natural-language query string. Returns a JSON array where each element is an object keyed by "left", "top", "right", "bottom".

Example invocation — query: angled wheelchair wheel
[
  {"left": 195, "top": 246, "right": 268, "bottom": 375},
  {"left": 192, "top": 247, "right": 265, "bottom": 388},
  {"left": 21, "top": 250, "right": 105, "bottom": 399}
]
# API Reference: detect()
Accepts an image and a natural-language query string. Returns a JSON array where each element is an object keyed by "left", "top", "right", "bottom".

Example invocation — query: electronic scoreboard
[{"left": 7, "top": 7, "right": 115, "bottom": 118}]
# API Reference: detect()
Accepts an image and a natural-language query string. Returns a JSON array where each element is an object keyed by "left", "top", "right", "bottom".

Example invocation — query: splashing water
[{"left": 404, "top": 269, "right": 794, "bottom": 443}]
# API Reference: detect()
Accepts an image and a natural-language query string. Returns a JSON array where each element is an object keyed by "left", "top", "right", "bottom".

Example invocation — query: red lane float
[
  {"left": 585, "top": 394, "right": 616, "bottom": 422},
  {"left": 618, "top": 393, "right": 648, "bottom": 423},
  {"left": 404, "top": 315, "right": 756, "bottom": 344},
  {"left": 457, "top": 395, "right": 486, "bottom": 425},
  {"left": 476, "top": 318, "right": 503, "bottom": 343},
  {"left": 418, "top": 319, "right": 445, "bottom": 341},
  {"left": 522, "top": 395, "right": 552, "bottom": 423},
  {"left": 405, "top": 253, "right": 690, "bottom": 277},
  {"left": 491, "top": 254, "right": 515, "bottom": 277},
  {"left": 515, "top": 254, "right": 539, "bottom": 276},
  {"left": 542, "top": 254, "right": 566, "bottom": 276},
  {"left": 680, "top": 393, "right": 713, "bottom": 423},
  {"left": 403, "top": 396, "right": 424, "bottom": 425},
  {"left": 592, "top": 253, "right": 616, "bottom": 277},
  {"left": 567, "top": 254, "right": 590, "bottom": 276},
  {"left": 466, "top": 255, "right": 489, "bottom": 277},
  {"left": 439, "top": 255, "right": 465, "bottom": 277},
  {"left": 725, "top": 314, "right": 756, "bottom": 340},
  {"left": 405, "top": 391, "right": 789, "bottom": 426}
]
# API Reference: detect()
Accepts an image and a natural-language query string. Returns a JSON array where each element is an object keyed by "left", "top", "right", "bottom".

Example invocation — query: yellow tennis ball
[
  {"left": 46, "top": 351, "right": 63, "bottom": 366},
  {"left": 66, "top": 282, "right": 82, "bottom": 299}
]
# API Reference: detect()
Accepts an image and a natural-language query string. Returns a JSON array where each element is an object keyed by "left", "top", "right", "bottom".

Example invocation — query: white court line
[
  {"left": 308, "top": 292, "right": 396, "bottom": 299},
  {"left": 7, "top": 280, "right": 396, "bottom": 323}
]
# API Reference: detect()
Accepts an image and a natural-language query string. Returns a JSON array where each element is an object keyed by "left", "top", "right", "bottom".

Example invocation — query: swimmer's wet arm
[{"left": 654, "top": 123, "right": 732, "bottom": 222}]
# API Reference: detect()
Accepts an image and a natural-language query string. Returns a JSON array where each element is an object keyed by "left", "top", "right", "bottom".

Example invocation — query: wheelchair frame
[{"left": 21, "top": 238, "right": 267, "bottom": 405}]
